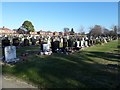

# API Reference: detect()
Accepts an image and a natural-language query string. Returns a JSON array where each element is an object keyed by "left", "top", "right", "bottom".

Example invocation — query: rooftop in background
[{"left": 0, "top": 26, "right": 16, "bottom": 34}]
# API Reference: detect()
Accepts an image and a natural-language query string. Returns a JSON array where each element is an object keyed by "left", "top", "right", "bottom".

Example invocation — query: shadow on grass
[
  {"left": 2, "top": 50, "right": 120, "bottom": 88},
  {"left": 84, "top": 51, "right": 120, "bottom": 63}
]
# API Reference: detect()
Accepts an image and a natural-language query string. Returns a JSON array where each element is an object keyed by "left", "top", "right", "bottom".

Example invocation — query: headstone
[
  {"left": 76, "top": 41, "right": 80, "bottom": 48},
  {"left": 47, "top": 38, "right": 51, "bottom": 46},
  {"left": 63, "top": 38, "right": 68, "bottom": 49},
  {"left": 60, "top": 38, "right": 63, "bottom": 43},
  {"left": 4, "top": 46, "right": 19, "bottom": 63},
  {"left": 84, "top": 37, "right": 88, "bottom": 47},
  {"left": 103, "top": 38, "right": 107, "bottom": 43},
  {"left": 20, "top": 37, "right": 24, "bottom": 46},
  {"left": 51, "top": 41, "right": 60, "bottom": 53},
  {"left": 2, "top": 37, "right": 10, "bottom": 60},
  {"left": 39, "top": 38, "right": 42, "bottom": 45},
  {"left": 93, "top": 39, "right": 96, "bottom": 45},
  {"left": 68, "top": 39, "right": 73, "bottom": 47},
  {"left": 43, "top": 44, "right": 50, "bottom": 52},
  {"left": 31, "top": 37, "right": 36, "bottom": 45},
  {"left": 12, "top": 37, "right": 19, "bottom": 46},
  {"left": 80, "top": 38, "right": 84, "bottom": 48},
  {"left": 24, "top": 39, "right": 29, "bottom": 46},
  {"left": 85, "top": 41, "right": 88, "bottom": 47},
  {"left": 41, "top": 43, "right": 52, "bottom": 55}
]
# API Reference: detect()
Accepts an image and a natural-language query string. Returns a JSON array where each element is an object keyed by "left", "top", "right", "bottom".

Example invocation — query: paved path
[
  {"left": 2, "top": 75, "right": 37, "bottom": 88},
  {"left": 0, "top": 46, "right": 37, "bottom": 88}
]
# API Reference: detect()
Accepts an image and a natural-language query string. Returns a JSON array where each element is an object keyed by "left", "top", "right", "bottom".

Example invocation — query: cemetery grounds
[{"left": 2, "top": 40, "right": 120, "bottom": 88}]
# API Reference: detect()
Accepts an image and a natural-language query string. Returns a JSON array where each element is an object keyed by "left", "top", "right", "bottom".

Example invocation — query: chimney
[{"left": 3, "top": 26, "right": 5, "bottom": 28}]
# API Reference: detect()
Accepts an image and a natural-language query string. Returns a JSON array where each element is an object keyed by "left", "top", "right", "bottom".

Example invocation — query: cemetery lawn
[{"left": 2, "top": 40, "right": 120, "bottom": 88}]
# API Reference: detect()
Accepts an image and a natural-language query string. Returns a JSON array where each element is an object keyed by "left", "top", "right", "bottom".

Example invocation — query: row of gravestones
[
  {"left": 1, "top": 35, "right": 113, "bottom": 63},
  {"left": 1, "top": 35, "right": 113, "bottom": 47},
  {"left": 0, "top": 35, "right": 41, "bottom": 47},
  {"left": 39, "top": 36, "right": 112, "bottom": 55}
]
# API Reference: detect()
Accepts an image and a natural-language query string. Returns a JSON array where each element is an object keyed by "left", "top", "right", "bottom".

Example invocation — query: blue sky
[{"left": 2, "top": 2, "right": 118, "bottom": 33}]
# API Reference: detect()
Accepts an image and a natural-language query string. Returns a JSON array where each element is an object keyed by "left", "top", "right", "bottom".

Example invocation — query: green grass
[{"left": 2, "top": 40, "right": 120, "bottom": 88}]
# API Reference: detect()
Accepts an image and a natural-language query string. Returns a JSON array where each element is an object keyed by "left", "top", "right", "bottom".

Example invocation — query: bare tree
[
  {"left": 64, "top": 28, "right": 69, "bottom": 33},
  {"left": 89, "top": 25, "right": 103, "bottom": 37},
  {"left": 79, "top": 25, "right": 85, "bottom": 35},
  {"left": 79, "top": 25, "right": 84, "bottom": 33}
]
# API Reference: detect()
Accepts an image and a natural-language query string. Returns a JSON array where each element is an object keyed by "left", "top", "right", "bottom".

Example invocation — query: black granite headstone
[
  {"left": 24, "top": 39, "right": 29, "bottom": 46},
  {"left": 39, "top": 38, "right": 41, "bottom": 45},
  {"left": 12, "top": 37, "right": 19, "bottom": 46},
  {"left": 68, "top": 39, "right": 73, "bottom": 47},
  {"left": 74, "top": 41, "right": 77, "bottom": 48},
  {"left": 51, "top": 41, "right": 60, "bottom": 53},
  {"left": 30, "top": 37, "right": 36, "bottom": 45}
]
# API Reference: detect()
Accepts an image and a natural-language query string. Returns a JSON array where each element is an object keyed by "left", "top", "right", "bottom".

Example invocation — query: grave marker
[
  {"left": 4, "top": 46, "right": 19, "bottom": 63},
  {"left": 2, "top": 37, "right": 10, "bottom": 60},
  {"left": 12, "top": 37, "right": 19, "bottom": 46}
]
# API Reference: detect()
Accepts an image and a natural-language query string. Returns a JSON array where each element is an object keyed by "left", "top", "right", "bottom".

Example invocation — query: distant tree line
[{"left": 15, "top": 20, "right": 119, "bottom": 38}]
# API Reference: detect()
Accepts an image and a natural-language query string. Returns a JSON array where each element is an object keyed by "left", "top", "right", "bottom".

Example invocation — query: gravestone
[
  {"left": 12, "top": 37, "right": 19, "bottom": 46},
  {"left": 40, "top": 42, "right": 52, "bottom": 55},
  {"left": 90, "top": 39, "right": 94, "bottom": 46},
  {"left": 103, "top": 38, "right": 107, "bottom": 43},
  {"left": 24, "top": 39, "right": 29, "bottom": 46},
  {"left": 74, "top": 40, "right": 80, "bottom": 51},
  {"left": 20, "top": 37, "right": 24, "bottom": 46},
  {"left": 40, "top": 41, "right": 44, "bottom": 52},
  {"left": 60, "top": 38, "right": 63, "bottom": 48},
  {"left": 47, "top": 38, "right": 51, "bottom": 46},
  {"left": 80, "top": 38, "right": 84, "bottom": 48},
  {"left": 93, "top": 39, "right": 96, "bottom": 45},
  {"left": 39, "top": 38, "right": 42, "bottom": 45},
  {"left": 88, "top": 40, "right": 91, "bottom": 46},
  {"left": 76, "top": 41, "right": 80, "bottom": 48},
  {"left": 60, "top": 38, "right": 63, "bottom": 43},
  {"left": 63, "top": 38, "right": 68, "bottom": 49},
  {"left": 85, "top": 37, "right": 88, "bottom": 47},
  {"left": 51, "top": 41, "right": 60, "bottom": 53},
  {"left": 31, "top": 37, "right": 36, "bottom": 45},
  {"left": 85, "top": 41, "right": 88, "bottom": 47},
  {"left": 43, "top": 44, "right": 50, "bottom": 52},
  {"left": 4, "top": 46, "right": 19, "bottom": 63},
  {"left": 68, "top": 39, "right": 73, "bottom": 47},
  {"left": 2, "top": 37, "right": 10, "bottom": 60}
]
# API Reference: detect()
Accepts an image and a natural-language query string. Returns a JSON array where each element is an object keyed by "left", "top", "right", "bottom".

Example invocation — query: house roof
[{"left": 0, "top": 27, "right": 12, "bottom": 31}]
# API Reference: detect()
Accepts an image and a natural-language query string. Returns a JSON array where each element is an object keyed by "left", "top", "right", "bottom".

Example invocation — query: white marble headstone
[
  {"left": 47, "top": 39, "right": 51, "bottom": 46},
  {"left": 104, "top": 38, "right": 107, "bottom": 43},
  {"left": 81, "top": 38, "right": 84, "bottom": 47},
  {"left": 77, "top": 41, "right": 80, "bottom": 47},
  {"left": 43, "top": 44, "right": 50, "bottom": 52},
  {"left": 85, "top": 41, "right": 88, "bottom": 47},
  {"left": 61, "top": 38, "right": 63, "bottom": 43},
  {"left": 4, "top": 46, "right": 18, "bottom": 62},
  {"left": 81, "top": 41, "right": 84, "bottom": 47}
]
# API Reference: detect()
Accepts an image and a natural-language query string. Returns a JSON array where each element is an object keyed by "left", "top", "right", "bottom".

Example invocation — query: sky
[{"left": 1, "top": 2, "right": 118, "bottom": 33}]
